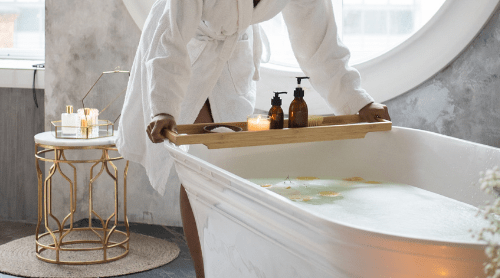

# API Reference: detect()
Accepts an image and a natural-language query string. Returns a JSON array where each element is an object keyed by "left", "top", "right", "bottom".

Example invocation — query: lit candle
[{"left": 247, "top": 114, "right": 270, "bottom": 131}]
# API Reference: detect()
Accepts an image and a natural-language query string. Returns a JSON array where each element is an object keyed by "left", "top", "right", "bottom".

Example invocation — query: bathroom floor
[{"left": 0, "top": 219, "right": 196, "bottom": 278}]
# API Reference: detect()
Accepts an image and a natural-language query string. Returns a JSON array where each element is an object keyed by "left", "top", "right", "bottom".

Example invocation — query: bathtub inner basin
[
  {"left": 250, "top": 177, "right": 491, "bottom": 243},
  {"left": 186, "top": 126, "right": 498, "bottom": 243}
]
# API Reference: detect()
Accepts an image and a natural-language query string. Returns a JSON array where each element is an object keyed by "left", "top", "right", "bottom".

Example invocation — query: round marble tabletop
[{"left": 34, "top": 131, "right": 118, "bottom": 147}]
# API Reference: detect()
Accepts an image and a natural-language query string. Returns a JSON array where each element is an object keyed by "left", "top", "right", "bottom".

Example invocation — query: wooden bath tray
[{"left": 164, "top": 115, "right": 391, "bottom": 149}]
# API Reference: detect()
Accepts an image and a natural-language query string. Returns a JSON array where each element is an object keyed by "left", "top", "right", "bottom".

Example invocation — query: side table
[{"left": 34, "top": 131, "right": 129, "bottom": 265}]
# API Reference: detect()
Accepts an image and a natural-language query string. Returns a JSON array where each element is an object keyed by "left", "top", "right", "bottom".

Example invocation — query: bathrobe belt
[{"left": 196, "top": 23, "right": 270, "bottom": 81}]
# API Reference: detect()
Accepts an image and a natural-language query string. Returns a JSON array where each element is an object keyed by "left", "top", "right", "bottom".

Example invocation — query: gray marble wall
[
  {"left": 385, "top": 6, "right": 500, "bottom": 148},
  {"left": 44, "top": 0, "right": 500, "bottom": 227},
  {"left": 45, "top": 0, "right": 182, "bottom": 226}
]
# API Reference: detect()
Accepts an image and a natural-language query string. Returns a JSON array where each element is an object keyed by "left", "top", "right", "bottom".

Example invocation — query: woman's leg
[
  {"left": 180, "top": 185, "right": 204, "bottom": 278},
  {"left": 180, "top": 99, "right": 213, "bottom": 278}
]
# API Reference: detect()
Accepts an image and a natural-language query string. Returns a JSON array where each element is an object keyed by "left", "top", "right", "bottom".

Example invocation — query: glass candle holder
[
  {"left": 89, "top": 108, "right": 99, "bottom": 138},
  {"left": 247, "top": 114, "right": 270, "bottom": 132},
  {"left": 77, "top": 108, "right": 99, "bottom": 138}
]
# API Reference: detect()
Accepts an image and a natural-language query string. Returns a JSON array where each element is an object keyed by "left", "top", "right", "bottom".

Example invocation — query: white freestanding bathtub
[{"left": 165, "top": 126, "right": 499, "bottom": 278}]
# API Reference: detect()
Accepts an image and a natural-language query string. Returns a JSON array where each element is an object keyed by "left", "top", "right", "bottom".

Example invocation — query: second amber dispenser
[{"left": 289, "top": 77, "right": 309, "bottom": 128}]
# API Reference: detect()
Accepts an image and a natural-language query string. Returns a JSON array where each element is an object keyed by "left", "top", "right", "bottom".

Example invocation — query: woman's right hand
[{"left": 146, "top": 113, "right": 178, "bottom": 143}]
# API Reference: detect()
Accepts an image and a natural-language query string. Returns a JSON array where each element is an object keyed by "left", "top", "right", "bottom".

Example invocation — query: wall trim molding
[
  {"left": 0, "top": 60, "right": 45, "bottom": 89},
  {"left": 0, "top": 69, "right": 44, "bottom": 89}
]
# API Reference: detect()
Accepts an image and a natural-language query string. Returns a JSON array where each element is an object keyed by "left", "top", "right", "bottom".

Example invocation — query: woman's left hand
[{"left": 358, "top": 102, "right": 391, "bottom": 122}]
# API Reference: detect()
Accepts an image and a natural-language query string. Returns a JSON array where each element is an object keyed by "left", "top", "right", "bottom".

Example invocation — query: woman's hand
[
  {"left": 358, "top": 102, "right": 391, "bottom": 122},
  {"left": 146, "top": 113, "right": 178, "bottom": 143}
]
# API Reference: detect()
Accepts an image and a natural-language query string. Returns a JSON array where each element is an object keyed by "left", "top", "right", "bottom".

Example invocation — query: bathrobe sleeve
[
  {"left": 144, "top": 0, "right": 203, "bottom": 120},
  {"left": 282, "top": 0, "right": 374, "bottom": 115}
]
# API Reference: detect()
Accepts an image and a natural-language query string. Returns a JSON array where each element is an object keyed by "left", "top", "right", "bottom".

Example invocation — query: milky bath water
[{"left": 249, "top": 177, "right": 491, "bottom": 242}]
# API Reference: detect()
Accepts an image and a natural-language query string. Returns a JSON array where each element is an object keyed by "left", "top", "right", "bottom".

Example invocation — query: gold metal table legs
[{"left": 34, "top": 144, "right": 130, "bottom": 265}]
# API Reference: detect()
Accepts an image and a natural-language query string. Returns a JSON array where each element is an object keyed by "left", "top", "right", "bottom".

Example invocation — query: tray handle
[{"left": 163, "top": 129, "right": 178, "bottom": 144}]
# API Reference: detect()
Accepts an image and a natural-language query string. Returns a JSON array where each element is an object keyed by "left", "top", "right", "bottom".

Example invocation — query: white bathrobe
[{"left": 116, "top": 0, "right": 374, "bottom": 196}]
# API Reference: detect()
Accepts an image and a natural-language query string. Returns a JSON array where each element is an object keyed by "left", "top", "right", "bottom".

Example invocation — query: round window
[{"left": 261, "top": 0, "right": 446, "bottom": 68}]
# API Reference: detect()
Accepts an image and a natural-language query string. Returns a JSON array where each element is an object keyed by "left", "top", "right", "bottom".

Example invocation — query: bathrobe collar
[
  {"left": 217, "top": 0, "right": 254, "bottom": 62},
  {"left": 185, "top": 0, "right": 274, "bottom": 125}
]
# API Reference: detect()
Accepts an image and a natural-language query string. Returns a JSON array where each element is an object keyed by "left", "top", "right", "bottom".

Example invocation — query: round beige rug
[{"left": 0, "top": 231, "right": 180, "bottom": 277}]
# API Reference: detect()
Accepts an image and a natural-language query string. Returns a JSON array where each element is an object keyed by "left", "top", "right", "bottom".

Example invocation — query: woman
[{"left": 117, "top": 0, "right": 390, "bottom": 277}]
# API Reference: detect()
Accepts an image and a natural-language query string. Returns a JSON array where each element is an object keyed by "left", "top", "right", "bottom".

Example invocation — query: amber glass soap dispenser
[
  {"left": 288, "top": 77, "right": 309, "bottom": 128},
  {"left": 269, "top": 91, "right": 287, "bottom": 129}
]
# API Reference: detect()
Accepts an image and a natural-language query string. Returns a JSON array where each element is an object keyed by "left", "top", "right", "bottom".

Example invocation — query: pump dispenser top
[
  {"left": 294, "top": 77, "right": 309, "bottom": 98},
  {"left": 272, "top": 91, "right": 287, "bottom": 106}
]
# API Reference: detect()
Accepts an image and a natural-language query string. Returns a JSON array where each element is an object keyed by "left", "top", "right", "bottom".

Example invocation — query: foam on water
[{"left": 249, "top": 177, "right": 490, "bottom": 242}]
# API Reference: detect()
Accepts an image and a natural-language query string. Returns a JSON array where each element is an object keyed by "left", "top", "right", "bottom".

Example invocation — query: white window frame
[{"left": 123, "top": 0, "right": 499, "bottom": 114}]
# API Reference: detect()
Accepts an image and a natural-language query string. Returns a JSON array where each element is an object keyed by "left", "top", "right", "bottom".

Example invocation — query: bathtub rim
[{"left": 165, "top": 126, "right": 493, "bottom": 251}]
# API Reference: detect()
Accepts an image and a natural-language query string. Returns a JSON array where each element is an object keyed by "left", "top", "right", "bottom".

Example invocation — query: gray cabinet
[{"left": 0, "top": 88, "right": 44, "bottom": 223}]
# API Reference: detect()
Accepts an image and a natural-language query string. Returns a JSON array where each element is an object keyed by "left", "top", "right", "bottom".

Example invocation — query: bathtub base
[{"left": 179, "top": 165, "right": 487, "bottom": 278}]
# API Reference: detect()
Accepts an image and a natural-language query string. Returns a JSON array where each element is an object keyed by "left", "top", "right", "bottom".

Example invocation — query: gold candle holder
[{"left": 51, "top": 68, "right": 129, "bottom": 139}]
